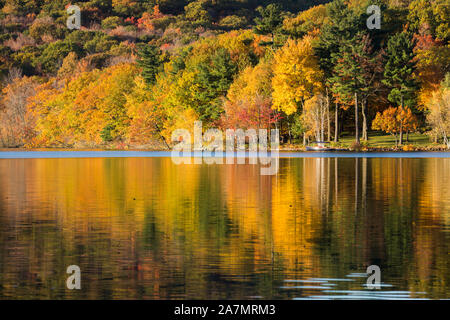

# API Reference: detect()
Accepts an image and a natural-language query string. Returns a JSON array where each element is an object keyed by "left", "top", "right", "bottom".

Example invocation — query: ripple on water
[{"left": 285, "top": 277, "right": 429, "bottom": 300}]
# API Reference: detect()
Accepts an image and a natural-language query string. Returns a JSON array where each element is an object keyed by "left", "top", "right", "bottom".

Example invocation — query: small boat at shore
[{"left": 306, "top": 141, "right": 336, "bottom": 151}]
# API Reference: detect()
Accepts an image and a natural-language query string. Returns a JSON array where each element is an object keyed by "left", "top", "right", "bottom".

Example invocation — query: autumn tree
[
  {"left": 184, "top": 0, "right": 211, "bottom": 27},
  {"left": 407, "top": 0, "right": 449, "bottom": 42},
  {"left": 0, "top": 76, "right": 39, "bottom": 147},
  {"left": 302, "top": 94, "right": 328, "bottom": 142},
  {"left": 272, "top": 36, "right": 323, "bottom": 115},
  {"left": 426, "top": 74, "right": 450, "bottom": 148},
  {"left": 221, "top": 59, "right": 280, "bottom": 130},
  {"left": 413, "top": 34, "right": 450, "bottom": 110},
  {"left": 125, "top": 75, "right": 171, "bottom": 148},
  {"left": 272, "top": 36, "right": 323, "bottom": 144},
  {"left": 29, "top": 63, "right": 138, "bottom": 147},
  {"left": 283, "top": 4, "right": 328, "bottom": 39},
  {"left": 372, "top": 106, "right": 419, "bottom": 146}
]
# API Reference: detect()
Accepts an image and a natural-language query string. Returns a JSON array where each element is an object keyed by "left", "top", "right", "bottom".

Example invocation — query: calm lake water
[{"left": 0, "top": 152, "right": 449, "bottom": 299}]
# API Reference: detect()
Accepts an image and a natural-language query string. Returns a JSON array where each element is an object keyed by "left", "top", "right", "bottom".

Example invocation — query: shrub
[
  {"left": 402, "top": 144, "right": 416, "bottom": 151},
  {"left": 101, "top": 16, "right": 123, "bottom": 30},
  {"left": 12, "top": 45, "right": 39, "bottom": 75},
  {"left": 152, "top": 16, "right": 176, "bottom": 31},
  {"left": 29, "top": 17, "right": 65, "bottom": 42},
  {"left": 350, "top": 141, "right": 362, "bottom": 151},
  {"left": 219, "top": 15, "right": 247, "bottom": 29},
  {"left": 36, "top": 40, "right": 81, "bottom": 74},
  {"left": 83, "top": 33, "right": 118, "bottom": 54}
]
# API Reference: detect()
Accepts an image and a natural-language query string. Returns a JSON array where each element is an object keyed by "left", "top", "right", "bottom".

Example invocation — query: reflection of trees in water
[{"left": 0, "top": 157, "right": 449, "bottom": 299}]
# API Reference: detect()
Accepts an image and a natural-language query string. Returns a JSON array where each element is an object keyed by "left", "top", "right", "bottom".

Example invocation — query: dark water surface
[{"left": 0, "top": 153, "right": 449, "bottom": 299}]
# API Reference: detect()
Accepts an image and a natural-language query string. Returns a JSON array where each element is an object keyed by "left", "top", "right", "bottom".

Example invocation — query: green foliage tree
[
  {"left": 330, "top": 37, "right": 365, "bottom": 143},
  {"left": 316, "top": 0, "right": 364, "bottom": 143},
  {"left": 219, "top": 15, "right": 248, "bottom": 30},
  {"left": 137, "top": 45, "right": 162, "bottom": 85},
  {"left": 407, "top": 0, "right": 449, "bottom": 42},
  {"left": 315, "top": 0, "right": 363, "bottom": 78},
  {"left": 253, "top": 3, "right": 284, "bottom": 45},
  {"left": 383, "top": 31, "right": 418, "bottom": 144},
  {"left": 331, "top": 33, "right": 384, "bottom": 141},
  {"left": 383, "top": 31, "right": 417, "bottom": 108},
  {"left": 101, "top": 16, "right": 124, "bottom": 30},
  {"left": 184, "top": 0, "right": 211, "bottom": 27},
  {"left": 193, "top": 47, "right": 237, "bottom": 121},
  {"left": 37, "top": 40, "right": 82, "bottom": 74}
]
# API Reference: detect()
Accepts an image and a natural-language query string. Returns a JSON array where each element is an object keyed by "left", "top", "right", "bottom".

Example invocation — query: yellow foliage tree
[
  {"left": 126, "top": 75, "right": 171, "bottom": 148},
  {"left": 283, "top": 5, "right": 328, "bottom": 38},
  {"left": 272, "top": 36, "right": 323, "bottom": 115},
  {"left": 426, "top": 84, "right": 450, "bottom": 147},
  {"left": 415, "top": 42, "right": 450, "bottom": 110},
  {"left": 220, "top": 59, "right": 283, "bottom": 130},
  {"left": 226, "top": 59, "right": 273, "bottom": 107},
  {"left": 29, "top": 63, "right": 139, "bottom": 147}
]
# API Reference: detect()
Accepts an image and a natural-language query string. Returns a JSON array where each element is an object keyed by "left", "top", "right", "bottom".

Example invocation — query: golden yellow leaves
[{"left": 272, "top": 36, "right": 323, "bottom": 115}]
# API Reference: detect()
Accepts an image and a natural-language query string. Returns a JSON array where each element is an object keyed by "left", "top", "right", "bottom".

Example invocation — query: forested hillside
[{"left": 0, "top": 0, "right": 448, "bottom": 149}]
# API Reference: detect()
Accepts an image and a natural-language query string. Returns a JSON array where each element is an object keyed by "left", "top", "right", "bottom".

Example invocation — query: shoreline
[
  {"left": 1, "top": 146, "right": 449, "bottom": 153},
  {"left": 1, "top": 150, "right": 450, "bottom": 160}
]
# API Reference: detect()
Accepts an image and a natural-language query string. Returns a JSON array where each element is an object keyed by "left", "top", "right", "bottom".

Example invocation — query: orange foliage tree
[
  {"left": 137, "top": 5, "right": 166, "bottom": 31},
  {"left": 372, "top": 106, "right": 419, "bottom": 145}
]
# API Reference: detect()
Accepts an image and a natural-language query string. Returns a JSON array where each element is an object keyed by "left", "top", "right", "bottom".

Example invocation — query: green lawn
[{"left": 336, "top": 132, "right": 432, "bottom": 148}]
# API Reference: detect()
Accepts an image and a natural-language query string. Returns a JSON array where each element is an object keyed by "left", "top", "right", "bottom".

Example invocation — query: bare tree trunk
[
  {"left": 355, "top": 92, "right": 360, "bottom": 144},
  {"left": 326, "top": 88, "right": 330, "bottom": 141},
  {"left": 155, "top": 123, "right": 170, "bottom": 150},
  {"left": 362, "top": 97, "right": 368, "bottom": 141},
  {"left": 288, "top": 122, "right": 292, "bottom": 144},
  {"left": 399, "top": 126, "right": 403, "bottom": 146},
  {"left": 443, "top": 130, "right": 449, "bottom": 148},
  {"left": 334, "top": 102, "right": 339, "bottom": 142},
  {"left": 321, "top": 109, "right": 324, "bottom": 142}
]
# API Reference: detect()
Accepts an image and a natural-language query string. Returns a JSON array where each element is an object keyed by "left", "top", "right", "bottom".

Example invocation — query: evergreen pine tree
[
  {"left": 253, "top": 3, "right": 284, "bottom": 46},
  {"left": 137, "top": 45, "right": 162, "bottom": 85},
  {"left": 383, "top": 31, "right": 417, "bottom": 108}
]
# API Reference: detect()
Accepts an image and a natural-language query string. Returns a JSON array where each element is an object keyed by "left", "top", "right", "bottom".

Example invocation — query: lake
[{"left": 0, "top": 152, "right": 449, "bottom": 299}]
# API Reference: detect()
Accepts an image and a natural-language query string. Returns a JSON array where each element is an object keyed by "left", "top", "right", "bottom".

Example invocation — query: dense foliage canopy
[{"left": 0, "top": 0, "right": 449, "bottom": 148}]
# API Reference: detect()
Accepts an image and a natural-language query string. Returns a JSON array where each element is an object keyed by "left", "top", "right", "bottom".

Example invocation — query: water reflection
[{"left": 0, "top": 157, "right": 449, "bottom": 299}]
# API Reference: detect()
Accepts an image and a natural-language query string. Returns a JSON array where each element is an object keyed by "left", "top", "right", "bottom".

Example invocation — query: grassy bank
[
  {"left": 1, "top": 133, "right": 449, "bottom": 152},
  {"left": 281, "top": 133, "right": 449, "bottom": 151}
]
